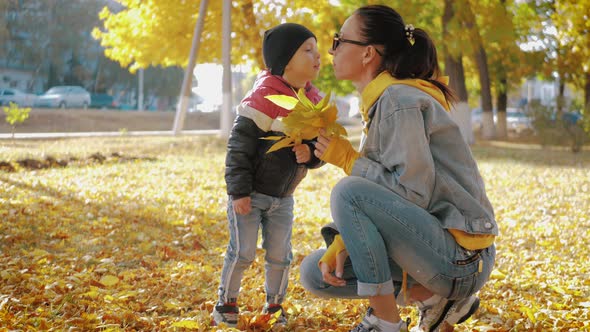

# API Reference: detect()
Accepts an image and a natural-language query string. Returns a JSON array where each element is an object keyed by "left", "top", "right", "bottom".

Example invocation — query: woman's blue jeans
[
  {"left": 218, "top": 192, "right": 294, "bottom": 304},
  {"left": 300, "top": 176, "right": 495, "bottom": 300}
]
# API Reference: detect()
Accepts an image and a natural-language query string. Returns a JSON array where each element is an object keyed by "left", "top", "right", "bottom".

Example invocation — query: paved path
[{"left": 0, "top": 129, "right": 221, "bottom": 139}]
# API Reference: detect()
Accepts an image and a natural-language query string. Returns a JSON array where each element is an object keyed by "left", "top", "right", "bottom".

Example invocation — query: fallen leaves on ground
[{"left": 0, "top": 136, "right": 589, "bottom": 331}]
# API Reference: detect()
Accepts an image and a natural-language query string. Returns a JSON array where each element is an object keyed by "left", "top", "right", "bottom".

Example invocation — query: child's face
[{"left": 283, "top": 37, "right": 321, "bottom": 83}]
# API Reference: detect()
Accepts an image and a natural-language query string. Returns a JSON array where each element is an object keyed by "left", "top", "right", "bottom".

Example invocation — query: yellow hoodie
[{"left": 359, "top": 71, "right": 450, "bottom": 130}]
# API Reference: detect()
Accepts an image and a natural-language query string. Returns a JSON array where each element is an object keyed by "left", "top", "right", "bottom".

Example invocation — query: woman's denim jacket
[{"left": 351, "top": 84, "right": 498, "bottom": 236}]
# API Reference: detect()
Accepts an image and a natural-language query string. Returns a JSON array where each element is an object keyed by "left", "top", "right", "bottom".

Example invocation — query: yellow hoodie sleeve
[
  {"left": 319, "top": 235, "right": 346, "bottom": 270},
  {"left": 320, "top": 136, "right": 359, "bottom": 175}
]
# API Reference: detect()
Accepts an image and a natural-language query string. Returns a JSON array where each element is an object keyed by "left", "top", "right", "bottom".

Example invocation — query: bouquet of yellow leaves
[{"left": 263, "top": 89, "right": 347, "bottom": 153}]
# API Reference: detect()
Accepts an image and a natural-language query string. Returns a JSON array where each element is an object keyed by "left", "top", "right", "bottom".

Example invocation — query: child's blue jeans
[{"left": 217, "top": 192, "right": 294, "bottom": 304}]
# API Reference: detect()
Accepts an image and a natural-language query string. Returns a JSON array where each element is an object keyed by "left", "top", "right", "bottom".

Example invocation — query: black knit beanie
[{"left": 263, "top": 23, "right": 316, "bottom": 76}]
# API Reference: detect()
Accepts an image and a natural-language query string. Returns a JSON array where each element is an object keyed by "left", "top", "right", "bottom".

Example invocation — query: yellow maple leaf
[
  {"left": 81, "top": 289, "right": 100, "bottom": 299},
  {"left": 171, "top": 320, "right": 199, "bottom": 329},
  {"left": 99, "top": 275, "right": 119, "bottom": 287},
  {"left": 519, "top": 305, "right": 537, "bottom": 323},
  {"left": 263, "top": 90, "right": 347, "bottom": 153},
  {"left": 490, "top": 270, "right": 506, "bottom": 280}
]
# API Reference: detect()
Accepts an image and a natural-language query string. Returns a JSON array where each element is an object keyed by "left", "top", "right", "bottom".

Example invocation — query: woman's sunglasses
[{"left": 332, "top": 33, "right": 383, "bottom": 56}]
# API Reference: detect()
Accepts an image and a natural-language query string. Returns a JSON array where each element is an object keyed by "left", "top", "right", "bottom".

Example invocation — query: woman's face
[
  {"left": 283, "top": 37, "right": 321, "bottom": 83},
  {"left": 329, "top": 14, "right": 366, "bottom": 81}
]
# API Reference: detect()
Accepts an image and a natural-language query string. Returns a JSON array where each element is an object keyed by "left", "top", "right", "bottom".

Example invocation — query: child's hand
[
  {"left": 313, "top": 129, "right": 331, "bottom": 159},
  {"left": 292, "top": 143, "right": 311, "bottom": 164},
  {"left": 233, "top": 196, "right": 251, "bottom": 215}
]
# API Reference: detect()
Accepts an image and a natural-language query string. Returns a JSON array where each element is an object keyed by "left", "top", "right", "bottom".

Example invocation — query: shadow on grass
[
  {"left": 0, "top": 174, "right": 221, "bottom": 258},
  {"left": 133, "top": 135, "right": 228, "bottom": 156},
  {"left": 0, "top": 141, "right": 41, "bottom": 148},
  {"left": 0, "top": 153, "right": 158, "bottom": 173},
  {"left": 0, "top": 173, "right": 230, "bottom": 329},
  {"left": 471, "top": 141, "right": 590, "bottom": 168}
]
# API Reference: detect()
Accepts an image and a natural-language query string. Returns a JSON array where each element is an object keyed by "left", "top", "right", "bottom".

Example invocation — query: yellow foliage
[
  {"left": 263, "top": 90, "right": 347, "bottom": 153},
  {"left": 93, "top": 1, "right": 346, "bottom": 72}
]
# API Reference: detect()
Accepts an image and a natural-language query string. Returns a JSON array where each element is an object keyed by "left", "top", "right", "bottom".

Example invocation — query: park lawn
[{"left": 0, "top": 135, "right": 589, "bottom": 331}]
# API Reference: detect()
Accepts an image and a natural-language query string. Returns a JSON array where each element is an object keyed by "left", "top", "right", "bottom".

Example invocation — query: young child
[{"left": 212, "top": 23, "right": 323, "bottom": 328}]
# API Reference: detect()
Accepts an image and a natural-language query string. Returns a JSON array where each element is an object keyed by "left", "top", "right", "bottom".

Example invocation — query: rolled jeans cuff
[{"left": 357, "top": 279, "right": 395, "bottom": 297}]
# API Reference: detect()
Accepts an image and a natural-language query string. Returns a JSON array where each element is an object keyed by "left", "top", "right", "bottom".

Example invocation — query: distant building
[
  {"left": 520, "top": 78, "right": 577, "bottom": 109},
  {"left": 0, "top": 66, "right": 42, "bottom": 93}
]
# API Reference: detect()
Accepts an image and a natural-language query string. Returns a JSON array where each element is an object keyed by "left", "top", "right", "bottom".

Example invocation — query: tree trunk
[
  {"left": 557, "top": 78, "right": 566, "bottom": 113},
  {"left": 443, "top": 0, "right": 473, "bottom": 144},
  {"left": 462, "top": 0, "right": 495, "bottom": 139},
  {"left": 496, "top": 76, "right": 507, "bottom": 139},
  {"left": 172, "top": 0, "right": 209, "bottom": 135},
  {"left": 220, "top": 0, "right": 233, "bottom": 138},
  {"left": 241, "top": 1, "right": 264, "bottom": 70},
  {"left": 586, "top": 72, "right": 590, "bottom": 112},
  {"left": 475, "top": 47, "right": 495, "bottom": 139},
  {"left": 495, "top": 0, "right": 508, "bottom": 139},
  {"left": 93, "top": 58, "right": 102, "bottom": 93},
  {"left": 47, "top": 62, "right": 60, "bottom": 88},
  {"left": 446, "top": 55, "right": 473, "bottom": 144}
]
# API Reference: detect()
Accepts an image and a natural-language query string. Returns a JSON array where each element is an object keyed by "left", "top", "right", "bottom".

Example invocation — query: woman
[{"left": 299, "top": 5, "right": 497, "bottom": 332}]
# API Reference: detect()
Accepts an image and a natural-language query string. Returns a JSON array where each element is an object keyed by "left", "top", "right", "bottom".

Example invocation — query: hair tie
[{"left": 405, "top": 24, "right": 415, "bottom": 46}]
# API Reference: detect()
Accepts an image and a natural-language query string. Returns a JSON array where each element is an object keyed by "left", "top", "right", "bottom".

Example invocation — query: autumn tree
[
  {"left": 0, "top": 1, "right": 9, "bottom": 60},
  {"left": 450, "top": 0, "right": 494, "bottom": 139},
  {"left": 439, "top": 0, "right": 472, "bottom": 142},
  {"left": 93, "top": 1, "right": 354, "bottom": 95},
  {"left": 33, "top": 1, "right": 99, "bottom": 88},
  {"left": 473, "top": 0, "right": 526, "bottom": 139},
  {"left": 94, "top": 1, "right": 305, "bottom": 71},
  {"left": 94, "top": 0, "right": 590, "bottom": 140},
  {"left": 552, "top": 1, "right": 590, "bottom": 112}
]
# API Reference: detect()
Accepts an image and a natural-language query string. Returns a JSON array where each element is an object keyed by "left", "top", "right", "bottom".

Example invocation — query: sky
[{"left": 192, "top": 64, "right": 223, "bottom": 112}]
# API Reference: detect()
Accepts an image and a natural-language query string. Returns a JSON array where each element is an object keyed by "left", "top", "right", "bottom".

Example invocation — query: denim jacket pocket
[{"left": 362, "top": 142, "right": 379, "bottom": 162}]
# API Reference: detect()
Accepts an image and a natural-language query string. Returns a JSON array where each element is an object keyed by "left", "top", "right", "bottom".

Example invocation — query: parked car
[
  {"left": 471, "top": 108, "right": 485, "bottom": 131},
  {"left": 506, "top": 110, "right": 533, "bottom": 133},
  {"left": 90, "top": 93, "right": 118, "bottom": 109},
  {"left": 562, "top": 111, "right": 582, "bottom": 126},
  {"left": 472, "top": 107, "right": 533, "bottom": 133},
  {"left": 0, "top": 88, "right": 37, "bottom": 107},
  {"left": 36, "top": 86, "right": 91, "bottom": 109}
]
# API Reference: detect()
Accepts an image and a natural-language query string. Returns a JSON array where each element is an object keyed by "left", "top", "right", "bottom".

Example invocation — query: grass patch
[{"left": 1, "top": 135, "right": 589, "bottom": 331}]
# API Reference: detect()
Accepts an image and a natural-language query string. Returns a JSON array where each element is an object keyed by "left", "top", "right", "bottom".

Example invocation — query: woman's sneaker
[
  {"left": 443, "top": 296, "right": 480, "bottom": 325},
  {"left": 350, "top": 307, "right": 409, "bottom": 332},
  {"left": 211, "top": 302, "right": 239, "bottom": 328},
  {"left": 411, "top": 295, "right": 479, "bottom": 332}
]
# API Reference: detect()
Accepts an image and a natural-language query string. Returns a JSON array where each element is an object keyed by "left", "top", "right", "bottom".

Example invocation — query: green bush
[
  {"left": 528, "top": 100, "right": 588, "bottom": 152},
  {"left": 3, "top": 102, "right": 31, "bottom": 140}
]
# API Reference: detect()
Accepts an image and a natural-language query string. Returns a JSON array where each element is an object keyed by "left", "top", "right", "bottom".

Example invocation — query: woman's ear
[{"left": 362, "top": 46, "right": 380, "bottom": 67}]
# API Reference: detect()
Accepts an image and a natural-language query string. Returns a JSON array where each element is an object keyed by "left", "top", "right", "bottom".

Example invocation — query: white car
[
  {"left": 506, "top": 110, "right": 533, "bottom": 133},
  {"left": 36, "top": 86, "right": 91, "bottom": 109},
  {"left": 472, "top": 108, "right": 532, "bottom": 133},
  {"left": 0, "top": 88, "right": 37, "bottom": 107}
]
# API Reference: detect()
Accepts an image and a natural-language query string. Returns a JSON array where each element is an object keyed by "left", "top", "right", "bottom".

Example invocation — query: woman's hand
[
  {"left": 313, "top": 129, "right": 332, "bottom": 159},
  {"left": 232, "top": 196, "right": 251, "bottom": 215},
  {"left": 292, "top": 143, "right": 311, "bottom": 163},
  {"left": 313, "top": 129, "right": 359, "bottom": 175},
  {"left": 319, "top": 248, "right": 349, "bottom": 287}
]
